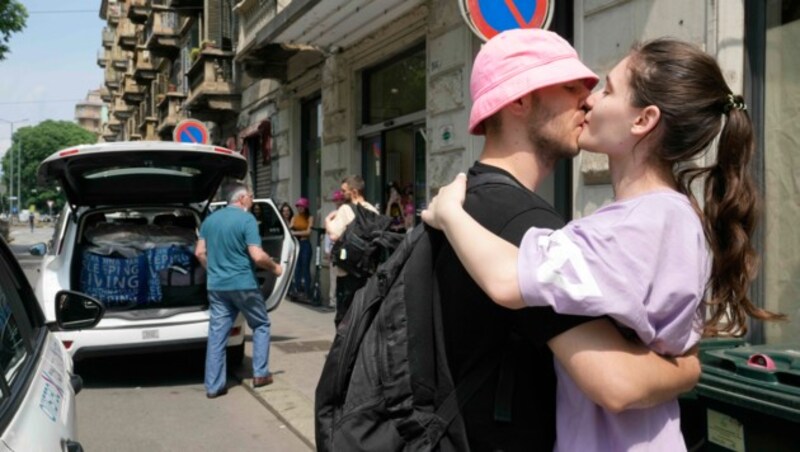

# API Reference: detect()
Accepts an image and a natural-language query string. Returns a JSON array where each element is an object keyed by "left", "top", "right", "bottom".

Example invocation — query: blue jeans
[
  {"left": 205, "top": 289, "right": 271, "bottom": 395},
  {"left": 292, "top": 239, "right": 312, "bottom": 296}
]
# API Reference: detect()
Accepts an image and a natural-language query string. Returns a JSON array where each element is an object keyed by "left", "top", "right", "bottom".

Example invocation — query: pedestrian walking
[
  {"left": 195, "top": 183, "right": 283, "bottom": 398},
  {"left": 324, "top": 175, "right": 377, "bottom": 326},
  {"left": 28, "top": 212, "right": 34, "bottom": 233}
]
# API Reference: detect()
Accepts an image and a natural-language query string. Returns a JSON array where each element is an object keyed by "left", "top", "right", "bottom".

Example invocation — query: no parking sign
[
  {"left": 459, "top": 0, "right": 554, "bottom": 41},
  {"left": 173, "top": 119, "right": 210, "bottom": 144}
]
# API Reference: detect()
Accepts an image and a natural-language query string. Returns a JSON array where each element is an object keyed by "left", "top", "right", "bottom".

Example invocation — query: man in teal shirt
[{"left": 195, "top": 183, "right": 282, "bottom": 398}]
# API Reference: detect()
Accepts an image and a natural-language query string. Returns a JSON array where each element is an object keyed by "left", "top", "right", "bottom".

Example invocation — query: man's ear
[
  {"left": 506, "top": 94, "right": 531, "bottom": 117},
  {"left": 631, "top": 105, "right": 660, "bottom": 137}
]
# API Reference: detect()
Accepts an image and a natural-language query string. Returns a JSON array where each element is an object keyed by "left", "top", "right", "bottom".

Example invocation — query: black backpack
[
  {"left": 330, "top": 203, "right": 404, "bottom": 278},
  {"left": 315, "top": 173, "right": 521, "bottom": 452}
]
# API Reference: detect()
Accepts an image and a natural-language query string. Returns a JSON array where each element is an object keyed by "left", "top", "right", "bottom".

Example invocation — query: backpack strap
[
  {"left": 459, "top": 170, "right": 533, "bottom": 425},
  {"left": 466, "top": 171, "right": 526, "bottom": 193}
]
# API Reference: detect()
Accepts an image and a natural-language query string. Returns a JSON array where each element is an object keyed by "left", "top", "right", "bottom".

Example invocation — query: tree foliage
[
  {"left": 2, "top": 120, "right": 97, "bottom": 214},
  {"left": 0, "top": 1, "right": 27, "bottom": 61}
]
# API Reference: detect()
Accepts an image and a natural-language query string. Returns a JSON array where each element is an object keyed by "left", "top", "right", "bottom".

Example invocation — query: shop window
[
  {"left": 363, "top": 46, "right": 426, "bottom": 125},
  {"left": 360, "top": 46, "right": 427, "bottom": 229},
  {"left": 760, "top": 0, "right": 800, "bottom": 343}
]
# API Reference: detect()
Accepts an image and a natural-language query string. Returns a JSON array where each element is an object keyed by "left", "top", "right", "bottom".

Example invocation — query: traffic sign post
[
  {"left": 173, "top": 119, "right": 210, "bottom": 144},
  {"left": 459, "top": 0, "right": 554, "bottom": 41}
]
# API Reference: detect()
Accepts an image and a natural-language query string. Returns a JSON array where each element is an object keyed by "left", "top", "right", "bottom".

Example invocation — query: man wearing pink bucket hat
[{"left": 433, "top": 29, "right": 699, "bottom": 450}]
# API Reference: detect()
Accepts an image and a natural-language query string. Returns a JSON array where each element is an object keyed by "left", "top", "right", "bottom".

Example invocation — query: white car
[
  {"left": 32, "top": 141, "right": 297, "bottom": 364},
  {"left": 0, "top": 230, "right": 105, "bottom": 451}
]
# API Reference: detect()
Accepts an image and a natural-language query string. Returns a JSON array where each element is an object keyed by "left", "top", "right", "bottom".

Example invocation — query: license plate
[{"left": 142, "top": 329, "right": 160, "bottom": 340}]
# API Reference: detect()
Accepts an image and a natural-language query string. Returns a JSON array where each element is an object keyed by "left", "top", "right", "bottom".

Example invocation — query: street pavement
[{"left": 9, "top": 224, "right": 335, "bottom": 450}]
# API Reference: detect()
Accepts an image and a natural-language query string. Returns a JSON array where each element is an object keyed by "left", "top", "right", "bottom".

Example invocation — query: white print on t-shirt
[{"left": 535, "top": 230, "right": 602, "bottom": 300}]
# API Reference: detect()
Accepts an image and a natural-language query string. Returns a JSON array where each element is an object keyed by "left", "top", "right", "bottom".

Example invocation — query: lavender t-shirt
[{"left": 517, "top": 191, "right": 710, "bottom": 451}]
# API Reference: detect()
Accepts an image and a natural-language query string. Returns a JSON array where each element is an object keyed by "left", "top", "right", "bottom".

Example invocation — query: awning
[
  {"left": 243, "top": 0, "right": 423, "bottom": 53},
  {"left": 237, "top": 120, "right": 272, "bottom": 164}
]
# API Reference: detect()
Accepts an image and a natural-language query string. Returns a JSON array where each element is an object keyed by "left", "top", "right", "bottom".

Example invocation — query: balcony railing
[
  {"left": 122, "top": 76, "right": 145, "bottom": 105},
  {"left": 236, "top": 0, "right": 278, "bottom": 53},
  {"left": 156, "top": 91, "right": 186, "bottom": 138},
  {"left": 145, "top": 9, "right": 179, "bottom": 57},
  {"left": 100, "top": 87, "right": 113, "bottom": 102},
  {"left": 117, "top": 19, "right": 137, "bottom": 50},
  {"left": 97, "top": 49, "right": 108, "bottom": 68},
  {"left": 133, "top": 48, "right": 157, "bottom": 81},
  {"left": 185, "top": 48, "right": 239, "bottom": 116},
  {"left": 137, "top": 93, "right": 159, "bottom": 140},
  {"left": 107, "top": 2, "right": 123, "bottom": 25},
  {"left": 113, "top": 96, "right": 133, "bottom": 120},
  {"left": 105, "top": 67, "right": 121, "bottom": 90},
  {"left": 110, "top": 46, "right": 129, "bottom": 72},
  {"left": 102, "top": 27, "right": 114, "bottom": 49}
]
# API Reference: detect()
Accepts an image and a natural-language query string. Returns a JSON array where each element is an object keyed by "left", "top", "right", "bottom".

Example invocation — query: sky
[{"left": 0, "top": 1, "right": 104, "bottom": 156}]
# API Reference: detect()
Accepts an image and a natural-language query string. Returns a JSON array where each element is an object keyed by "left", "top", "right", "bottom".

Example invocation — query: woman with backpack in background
[
  {"left": 423, "top": 38, "right": 784, "bottom": 450},
  {"left": 289, "top": 197, "right": 313, "bottom": 302}
]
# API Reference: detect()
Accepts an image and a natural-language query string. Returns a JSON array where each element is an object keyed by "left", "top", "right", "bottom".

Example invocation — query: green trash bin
[{"left": 679, "top": 341, "right": 800, "bottom": 451}]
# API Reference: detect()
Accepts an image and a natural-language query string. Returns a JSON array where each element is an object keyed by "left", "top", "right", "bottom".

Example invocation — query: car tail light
[
  {"left": 214, "top": 146, "right": 233, "bottom": 154},
  {"left": 62, "top": 340, "right": 73, "bottom": 350},
  {"left": 230, "top": 326, "right": 242, "bottom": 337},
  {"left": 59, "top": 149, "right": 79, "bottom": 157}
]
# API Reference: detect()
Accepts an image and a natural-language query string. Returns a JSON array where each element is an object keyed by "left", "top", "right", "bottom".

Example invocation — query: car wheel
[{"left": 226, "top": 342, "right": 245, "bottom": 368}]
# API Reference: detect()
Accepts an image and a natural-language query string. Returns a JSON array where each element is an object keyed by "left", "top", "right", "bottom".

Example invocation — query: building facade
[
  {"left": 74, "top": 88, "right": 107, "bottom": 138},
  {"left": 95, "top": 0, "right": 798, "bottom": 344}
]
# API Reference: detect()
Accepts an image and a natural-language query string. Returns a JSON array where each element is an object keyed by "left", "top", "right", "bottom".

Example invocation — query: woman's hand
[{"left": 421, "top": 173, "right": 467, "bottom": 230}]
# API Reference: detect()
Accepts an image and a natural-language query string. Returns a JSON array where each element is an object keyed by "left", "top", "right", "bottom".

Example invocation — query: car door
[
  {"left": 0, "top": 237, "right": 79, "bottom": 451},
  {"left": 210, "top": 199, "right": 297, "bottom": 312},
  {"left": 251, "top": 199, "right": 297, "bottom": 311}
]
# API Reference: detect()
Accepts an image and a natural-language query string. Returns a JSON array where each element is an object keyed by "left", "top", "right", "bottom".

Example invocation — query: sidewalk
[
  {"left": 8, "top": 222, "right": 55, "bottom": 246},
  {"left": 234, "top": 299, "right": 336, "bottom": 450}
]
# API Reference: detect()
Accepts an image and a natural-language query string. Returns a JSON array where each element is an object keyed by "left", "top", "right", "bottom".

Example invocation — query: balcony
[
  {"left": 122, "top": 76, "right": 145, "bottom": 105},
  {"left": 113, "top": 97, "right": 133, "bottom": 120},
  {"left": 145, "top": 9, "right": 179, "bottom": 58},
  {"left": 107, "top": 2, "right": 123, "bottom": 26},
  {"left": 105, "top": 67, "right": 121, "bottom": 90},
  {"left": 97, "top": 49, "right": 108, "bottom": 68},
  {"left": 127, "top": 0, "right": 149, "bottom": 24},
  {"left": 184, "top": 48, "right": 240, "bottom": 120},
  {"left": 75, "top": 103, "right": 102, "bottom": 121},
  {"left": 110, "top": 46, "right": 129, "bottom": 72},
  {"left": 117, "top": 19, "right": 137, "bottom": 51},
  {"left": 100, "top": 87, "right": 113, "bottom": 103},
  {"left": 107, "top": 117, "right": 122, "bottom": 133},
  {"left": 133, "top": 47, "right": 157, "bottom": 81},
  {"left": 102, "top": 27, "right": 114, "bottom": 49},
  {"left": 156, "top": 92, "right": 186, "bottom": 138}
]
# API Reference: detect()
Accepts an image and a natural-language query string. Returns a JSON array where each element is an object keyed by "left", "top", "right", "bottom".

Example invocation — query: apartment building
[{"left": 74, "top": 88, "right": 106, "bottom": 137}]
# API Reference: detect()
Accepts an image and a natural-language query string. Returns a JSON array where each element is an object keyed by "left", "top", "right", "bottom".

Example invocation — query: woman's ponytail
[{"left": 702, "top": 102, "right": 785, "bottom": 335}]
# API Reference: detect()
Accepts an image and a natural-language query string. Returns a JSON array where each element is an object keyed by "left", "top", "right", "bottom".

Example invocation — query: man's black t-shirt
[{"left": 435, "top": 162, "right": 591, "bottom": 451}]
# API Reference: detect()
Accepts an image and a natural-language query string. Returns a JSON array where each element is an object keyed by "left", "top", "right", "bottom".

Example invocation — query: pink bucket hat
[
  {"left": 295, "top": 197, "right": 309, "bottom": 208},
  {"left": 469, "top": 28, "right": 599, "bottom": 135}
]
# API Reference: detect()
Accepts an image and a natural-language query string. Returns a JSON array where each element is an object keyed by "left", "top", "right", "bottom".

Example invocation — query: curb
[{"left": 233, "top": 372, "right": 316, "bottom": 450}]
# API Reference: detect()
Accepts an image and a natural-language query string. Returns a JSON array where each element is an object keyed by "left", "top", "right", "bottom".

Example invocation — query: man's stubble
[{"left": 526, "top": 94, "right": 581, "bottom": 170}]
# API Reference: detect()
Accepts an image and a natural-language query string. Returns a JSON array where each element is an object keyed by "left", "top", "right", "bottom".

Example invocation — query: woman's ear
[{"left": 631, "top": 105, "right": 661, "bottom": 137}]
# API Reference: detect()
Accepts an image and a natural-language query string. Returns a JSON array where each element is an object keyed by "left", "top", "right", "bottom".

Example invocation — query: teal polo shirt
[{"left": 199, "top": 206, "right": 262, "bottom": 291}]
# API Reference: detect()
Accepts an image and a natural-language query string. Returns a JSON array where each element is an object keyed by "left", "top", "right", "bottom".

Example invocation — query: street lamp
[{"left": 0, "top": 118, "right": 27, "bottom": 221}]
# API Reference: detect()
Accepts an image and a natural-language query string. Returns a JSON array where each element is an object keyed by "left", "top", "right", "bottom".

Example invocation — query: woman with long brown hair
[{"left": 423, "top": 38, "right": 783, "bottom": 450}]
